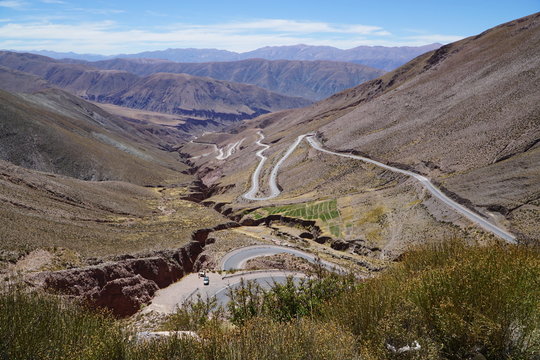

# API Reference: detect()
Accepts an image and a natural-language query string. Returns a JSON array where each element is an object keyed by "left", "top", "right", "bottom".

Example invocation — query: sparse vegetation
[
  {"left": 252, "top": 199, "right": 343, "bottom": 236},
  {"left": 0, "top": 286, "right": 125, "bottom": 360},
  {"left": 3, "top": 240, "right": 538, "bottom": 359},
  {"left": 323, "top": 240, "right": 540, "bottom": 359},
  {"left": 0, "top": 177, "right": 227, "bottom": 264}
]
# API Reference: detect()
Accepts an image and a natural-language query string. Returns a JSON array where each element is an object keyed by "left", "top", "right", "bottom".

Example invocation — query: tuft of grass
[
  {"left": 323, "top": 240, "right": 540, "bottom": 359},
  {"left": 0, "top": 286, "right": 125, "bottom": 360},
  {"left": 357, "top": 205, "right": 386, "bottom": 225}
]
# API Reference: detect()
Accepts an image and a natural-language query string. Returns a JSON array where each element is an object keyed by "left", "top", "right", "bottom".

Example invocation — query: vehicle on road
[{"left": 203, "top": 276, "right": 210, "bottom": 286}]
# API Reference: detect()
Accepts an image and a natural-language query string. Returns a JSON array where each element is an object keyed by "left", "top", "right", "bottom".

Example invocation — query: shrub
[
  {"left": 227, "top": 271, "right": 355, "bottom": 324},
  {"left": 163, "top": 294, "right": 224, "bottom": 331},
  {"left": 0, "top": 287, "right": 125, "bottom": 360},
  {"left": 323, "top": 240, "right": 540, "bottom": 359}
]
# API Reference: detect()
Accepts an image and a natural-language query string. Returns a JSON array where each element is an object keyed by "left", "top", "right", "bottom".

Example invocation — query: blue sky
[{"left": 0, "top": 0, "right": 538, "bottom": 54}]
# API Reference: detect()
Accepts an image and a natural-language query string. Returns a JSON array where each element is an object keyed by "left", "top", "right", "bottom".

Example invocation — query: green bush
[
  {"left": 0, "top": 287, "right": 125, "bottom": 360},
  {"left": 163, "top": 294, "right": 223, "bottom": 332},
  {"left": 226, "top": 271, "right": 355, "bottom": 324},
  {"left": 323, "top": 240, "right": 540, "bottom": 359}
]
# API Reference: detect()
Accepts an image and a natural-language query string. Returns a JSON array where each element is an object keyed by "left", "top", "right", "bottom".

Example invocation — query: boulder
[
  {"left": 315, "top": 236, "right": 332, "bottom": 244},
  {"left": 330, "top": 240, "right": 350, "bottom": 251}
]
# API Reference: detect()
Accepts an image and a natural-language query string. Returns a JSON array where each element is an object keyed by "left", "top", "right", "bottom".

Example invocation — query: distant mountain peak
[{"left": 10, "top": 43, "right": 442, "bottom": 71}]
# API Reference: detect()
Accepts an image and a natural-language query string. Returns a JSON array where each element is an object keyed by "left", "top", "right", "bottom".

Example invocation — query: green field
[{"left": 253, "top": 200, "right": 343, "bottom": 237}]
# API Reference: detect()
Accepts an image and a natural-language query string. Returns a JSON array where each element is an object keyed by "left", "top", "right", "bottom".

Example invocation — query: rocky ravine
[{"left": 30, "top": 222, "right": 239, "bottom": 317}]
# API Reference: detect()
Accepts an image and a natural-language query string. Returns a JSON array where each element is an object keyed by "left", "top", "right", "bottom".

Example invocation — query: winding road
[
  {"left": 241, "top": 131, "right": 516, "bottom": 244},
  {"left": 216, "top": 139, "right": 244, "bottom": 160},
  {"left": 221, "top": 245, "right": 344, "bottom": 273},
  {"left": 243, "top": 131, "right": 312, "bottom": 200},
  {"left": 143, "top": 245, "right": 338, "bottom": 314},
  {"left": 189, "top": 139, "right": 244, "bottom": 161}
]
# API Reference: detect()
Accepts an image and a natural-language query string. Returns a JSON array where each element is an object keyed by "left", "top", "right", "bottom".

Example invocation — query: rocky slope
[
  {"left": 188, "top": 13, "right": 540, "bottom": 248},
  {"left": 0, "top": 88, "right": 188, "bottom": 184},
  {"left": 31, "top": 222, "right": 238, "bottom": 317},
  {"left": 0, "top": 65, "right": 51, "bottom": 93},
  {"left": 77, "top": 58, "right": 385, "bottom": 101}
]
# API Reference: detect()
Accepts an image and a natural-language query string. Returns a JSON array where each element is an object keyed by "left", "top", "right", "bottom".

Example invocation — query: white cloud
[
  {"left": 70, "top": 7, "right": 125, "bottom": 15},
  {"left": 0, "top": 0, "right": 26, "bottom": 8},
  {"left": 41, "top": 0, "right": 65, "bottom": 4},
  {"left": 167, "top": 19, "right": 386, "bottom": 36},
  {"left": 0, "top": 19, "right": 462, "bottom": 54}
]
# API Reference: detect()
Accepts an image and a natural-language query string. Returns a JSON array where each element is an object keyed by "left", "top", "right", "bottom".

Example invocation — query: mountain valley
[{"left": 0, "top": 9, "right": 539, "bottom": 360}]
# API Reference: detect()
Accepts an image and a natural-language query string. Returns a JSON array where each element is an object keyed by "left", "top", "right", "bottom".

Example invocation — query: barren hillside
[{"left": 188, "top": 13, "right": 540, "bottom": 248}]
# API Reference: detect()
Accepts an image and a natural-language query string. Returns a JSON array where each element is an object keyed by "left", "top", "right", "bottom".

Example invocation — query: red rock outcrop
[{"left": 31, "top": 222, "right": 239, "bottom": 317}]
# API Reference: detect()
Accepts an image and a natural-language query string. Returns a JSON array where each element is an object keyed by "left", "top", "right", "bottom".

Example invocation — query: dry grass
[
  {"left": 0, "top": 164, "right": 227, "bottom": 266},
  {"left": 324, "top": 240, "right": 540, "bottom": 359}
]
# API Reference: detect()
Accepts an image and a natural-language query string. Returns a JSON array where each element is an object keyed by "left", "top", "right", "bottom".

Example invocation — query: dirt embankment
[{"left": 31, "top": 222, "right": 239, "bottom": 317}]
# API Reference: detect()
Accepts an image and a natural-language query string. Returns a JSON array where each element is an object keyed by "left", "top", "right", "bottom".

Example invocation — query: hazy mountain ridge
[
  {"left": 241, "top": 43, "right": 442, "bottom": 70},
  {"left": 21, "top": 43, "right": 441, "bottom": 71},
  {"left": 77, "top": 58, "right": 385, "bottom": 101}
]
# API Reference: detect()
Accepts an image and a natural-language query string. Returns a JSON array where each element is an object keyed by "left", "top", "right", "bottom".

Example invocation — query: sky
[{"left": 0, "top": 0, "right": 538, "bottom": 54}]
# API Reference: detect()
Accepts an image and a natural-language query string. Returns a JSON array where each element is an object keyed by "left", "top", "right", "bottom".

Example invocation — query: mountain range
[
  {"left": 24, "top": 43, "right": 441, "bottom": 71},
  {"left": 0, "top": 11, "right": 539, "bottom": 338},
  {"left": 0, "top": 51, "right": 311, "bottom": 126},
  {"left": 71, "top": 58, "right": 385, "bottom": 101}
]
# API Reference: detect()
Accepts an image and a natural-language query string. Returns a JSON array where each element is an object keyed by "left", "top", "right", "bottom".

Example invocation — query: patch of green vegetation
[
  {"left": 261, "top": 199, "right": 339, "bottom": 222},
  {"left": 256, "top": 199, "right": 342, "bottom": 236},
  {"left": 329, "top": 225, "right": 341, "bottom": 237},
  {"left": 407, "top": 199, "right": 423, "bottom": 207},
  {"left": 366, "top": 228, "right": 382, "bottom": 243}
]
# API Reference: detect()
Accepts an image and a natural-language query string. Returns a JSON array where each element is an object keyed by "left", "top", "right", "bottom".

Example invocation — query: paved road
[
  {"left": 305, "top": 136, "right": 516, "bottom": 244},
  {"left": 191, "top": 139, "right": 244, "bottom": 161},
  {"left": 143, "top": 244, "right": 346, "bottom": 314},
  {"left": 221, "top": 245, "right": 344, "bottom": 273},
  {"left": 216, "top": 139, "right": 244, "bottom": 160},
  {"left": 143, "top": 270, "right": 306, "bottom": 314},
  {"left": 240, "top": 130, "right": 515, "bottom": 243},
  {"left": 243, "top": 131, "right": 312, "bottom": 200},
  {"left": 243, "top": 131, "right": 272, "bottom": 200}
]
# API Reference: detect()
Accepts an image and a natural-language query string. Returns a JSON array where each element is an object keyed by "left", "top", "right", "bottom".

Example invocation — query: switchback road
[{"left": 241, "top": 130, "right": 516, "bottom": 243}]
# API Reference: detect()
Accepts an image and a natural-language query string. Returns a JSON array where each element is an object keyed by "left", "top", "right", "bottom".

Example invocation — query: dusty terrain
[
  {"left": 0, "top": 160, "right": 228, "bottom": 269},
  {"left": 244, "top": 253, "right": 317, "bottom": 273},
  {"left": 187, "top": 13, "right": 540, "bottom": 249}
]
